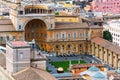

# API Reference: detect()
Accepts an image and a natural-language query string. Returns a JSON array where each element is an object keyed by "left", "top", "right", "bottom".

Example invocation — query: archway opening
[{"left": 25, "top": 19, "right": 47, "bottom": 50}]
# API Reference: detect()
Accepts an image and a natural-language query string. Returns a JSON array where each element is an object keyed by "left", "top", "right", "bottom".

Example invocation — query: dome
[
  {"left": 88, "top": 66, "right": 100, "bottom": 71},
  {"left": 93, "top": 72, "right": 105, "bottom": 79},
  {"left": 57, "top": 67, "right": 64, "bottom": 71}
]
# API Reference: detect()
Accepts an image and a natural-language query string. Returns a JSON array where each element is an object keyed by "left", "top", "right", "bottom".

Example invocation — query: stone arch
[
  {"left": 65, "top": 43, "right": 74, "bottom": 54},
  {"left": 23, "top": 18, "right": 48, "bottom": 30},
  {"left": 118, "top": 60, "right": 120, "bottom": 69},
  {"left": 24, "top": 19, "right": 47, "bottom": 50},
  {"left": 78, "top": 43, "right": 83, "bottom": 54}
]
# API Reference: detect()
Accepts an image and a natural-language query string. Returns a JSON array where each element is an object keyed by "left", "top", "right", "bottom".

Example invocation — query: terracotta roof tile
[
  {"left": 8, "top": 41, "right": 30, "bottom": 48},
  {"left": 91, "top": 37, "right": 120, "bottom": 54},
  {"left": 55, "top": 22, "right": 103, "bottom": 29},
  {"left": 71, "top": 63, "right": 103, "bottom": 69},
  {"left": 13, "top": 67, "right": 57, "bottom": 80},
  {"left": 55, "top": 22, "right": 89, "bottom": 29},
  {"left": 0, "top": 19, "right": 15, "bottom": 31},
  {"left": 0, "top": 19, "right": 12, "bottom": 25},
  {"left": 0, "top": 25, "right": 15, "bottom": 31},
  {"left": 89, "top": 25, "right": 103, "bottom": 29}
]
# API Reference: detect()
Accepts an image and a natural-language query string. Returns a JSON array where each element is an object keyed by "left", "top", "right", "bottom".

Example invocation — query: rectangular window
[
  {"left": 68, "top": 34, "right": 70, "bottom": 40},
  {"left": 6, "top": 36, "right": 9, "bottom": 42},
  {"left": 18, "top": 11, "right": 23, "bottom": 15},
  {"left": 80, "top": 33, "right": 82, "bottom": 37},
  {"left": 62, "top": 34, "right": 65, "bottom": 39},
  {"left": 86, "top": 33, "right": 88, "bottom": 37},
  {"left": 51, "top": 24, "right": 53, "bottom": 28},
  {"left": 56, "top": 34, "right": 59, "bottom": 40},
  {"left": 13, "top": 36, "right": 16, "bottom": 40},
  {"left": 0, "top": 37, "right": 3, "bottom": 42},
  {"left": 19, "top": 52, "right": 24, "bottom": 59},
  {"left": 74, "top": 33, "right": 76, "bottom": 39}
]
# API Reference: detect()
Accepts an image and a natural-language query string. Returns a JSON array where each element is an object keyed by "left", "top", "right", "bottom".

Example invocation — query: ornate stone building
[
  {"left": 0, "top": 0, "right": 103, "bottom": 54},
  {"left": 88, "top": 37, "right": 120, "bottom": 69},
  {"left": 1, "top": 0, "right": 120, "bottom": 79}
]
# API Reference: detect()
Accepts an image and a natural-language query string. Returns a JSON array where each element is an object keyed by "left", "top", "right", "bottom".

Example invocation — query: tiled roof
[
  {"left": 55, "top": 22, "right": 102, "bottom": 29},
  {"left": 0, "top": 53, "right": 6, "bottom": 69},
  {"left": 52, "top": 73, "right": 72, "bottom": 78},
  {"left": 0, "top": 19, "right": 15, "bottom": 31},
  {"left": 88, "top": 18, "right": 104, "bottom": 22},
  {"left": 91, "top": 37, "right": 120, "bottom": 55},
  {"left": 13, "top": 67, "right": 57, "bottom": 80},
  {"left": 82, "top": 17, "right": 103, "bottom": 22},
  {"left": 71, "top": 63, "right": 103, "bottom": 69},
  {"left": 93, "top": 72, "right": 105, "bottom": 79},
  {"left": 7, "top": 41, "right": 30, "bottom": 48},
  {"left": 0, "top": 19, "right": 12, "bottom": 25},
  {"left": 89, "top": 25, "right": 103, "bottom": 29},
  {"left": 55, "top": 22, "right": 89, "bottom": 29},
  {"left": 88, "top": 66, "right": 100, "bottom": 71},
  {"left": 0, "top": 25, "right": 15, "bottom": 31}
]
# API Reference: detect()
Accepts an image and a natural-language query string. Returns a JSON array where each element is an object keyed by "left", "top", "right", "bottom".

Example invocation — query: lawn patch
[{"left": 50, "top": 60, "right": 86, "bottom": 72}]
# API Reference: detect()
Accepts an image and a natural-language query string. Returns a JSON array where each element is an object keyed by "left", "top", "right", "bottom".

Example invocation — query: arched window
[
  {"left": 79, "top": 44, "right": 82, "bottom": 48},
  {"left": 18, "top": 25, "right": 21, "bottom": 29},
  {"left": 56, "top": 45, "right": 59, "bottom": 49},
  {"left": 68, "top": 45, "right": 70, "bottom": 48}
]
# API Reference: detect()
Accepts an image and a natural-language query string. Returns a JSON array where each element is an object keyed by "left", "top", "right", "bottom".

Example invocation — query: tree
[{"left": 103, "top": 30, "right": 112, "bottom": 42}]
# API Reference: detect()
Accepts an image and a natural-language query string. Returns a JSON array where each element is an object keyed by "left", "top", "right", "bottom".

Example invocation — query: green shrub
[{"left": 55, "top": 12, "right": 59, "bottom": 15}]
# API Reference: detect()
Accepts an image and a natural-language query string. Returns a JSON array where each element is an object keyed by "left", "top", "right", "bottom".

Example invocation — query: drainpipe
[{"left": 16, "top": 48, "right": 18, "bottom": 72}]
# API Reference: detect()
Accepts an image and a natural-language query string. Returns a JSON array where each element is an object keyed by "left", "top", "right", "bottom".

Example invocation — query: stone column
[
  {"left": 109, "top": 51, "right": 112, "bottom": 66},
  {"left": 113, "top": 54, "right": 118, "bottom": 69},
  {"left": 98, "top": 45, "right": 100, "bottom": 58},
  {"left": 91, "top": 43, "right": 95, "bottom": 56},
  {"left": 96, "top": 44, "right": 99, "bottom": 58}
]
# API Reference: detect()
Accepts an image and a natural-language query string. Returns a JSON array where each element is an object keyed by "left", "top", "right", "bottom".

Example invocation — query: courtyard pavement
[{"left": 45, "top": 53, "right": 115, "bottom": 74}]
